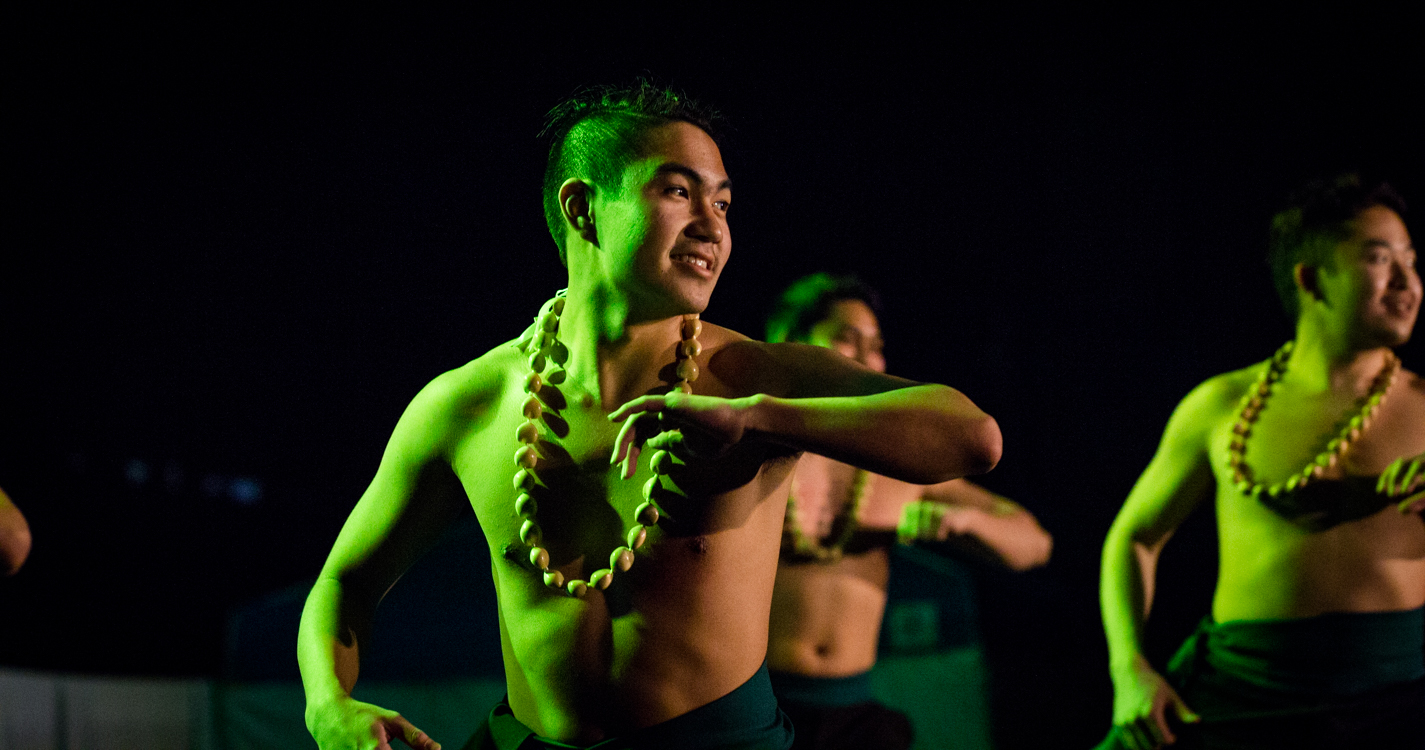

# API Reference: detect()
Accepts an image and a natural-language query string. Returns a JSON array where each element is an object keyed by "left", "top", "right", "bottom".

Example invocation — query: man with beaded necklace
[
  {"left": 1098, "top": 175, "right": 1425, "bottom": 750},
  {"left": 763, "top": 273, "right": 1052, "bottom": 750},
  {"left": 297, "top": 82, "right": 1003, "bottom": 750}
]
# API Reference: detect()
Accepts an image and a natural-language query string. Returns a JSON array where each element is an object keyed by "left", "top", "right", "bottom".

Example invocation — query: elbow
[
  {"left": 964, "top": 414, "right": 1002, "bottom": 476},
  {"left": 0, "top": 527, "right": 31, "bottom": 576}
]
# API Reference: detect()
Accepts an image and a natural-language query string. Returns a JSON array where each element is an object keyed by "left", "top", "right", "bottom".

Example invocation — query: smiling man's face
[
  {"left": 593, "top": 121, "right": 732, "bottom": 320},
  {"left": 1314, "top": 205, "right": 1420, "bottom": 349}
]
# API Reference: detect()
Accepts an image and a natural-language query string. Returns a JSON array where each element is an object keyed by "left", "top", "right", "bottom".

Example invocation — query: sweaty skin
[
  {"left": 768, "top": 299, "right": 1051, "bottom": 678},
  {"left": 298, "top": 122, "right": 1003, "bottom": 749},
  {"left": 1101, "top": 205, "right": 1425, "bottom": 750}
]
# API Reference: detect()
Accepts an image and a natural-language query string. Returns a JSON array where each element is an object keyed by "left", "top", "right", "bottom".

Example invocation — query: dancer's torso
[
  {"left": 449, "top": 332, "right": 797, "bottom": 743},
  {"left": 768, "top": 454, "right": 922, "bottom": 677},
  {"left": 1209, "top": 364, "right": 1425, "bottom": 622}
]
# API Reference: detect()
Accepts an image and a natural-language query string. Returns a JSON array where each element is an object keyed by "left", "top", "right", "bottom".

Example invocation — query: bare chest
[
  {"left": 452, "top": 373, "right": 791, "bottom": 589},
  {"left": 1227, "top": 381, "right": 1425, "bottom": 485},
  {"left": 790, "top": 458, "right": 919, "bottom": 536}
]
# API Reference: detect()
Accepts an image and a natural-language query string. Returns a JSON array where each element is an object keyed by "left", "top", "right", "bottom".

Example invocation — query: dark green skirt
[{"left": 463, "top": 662, "right": 794, "bottom": 750}]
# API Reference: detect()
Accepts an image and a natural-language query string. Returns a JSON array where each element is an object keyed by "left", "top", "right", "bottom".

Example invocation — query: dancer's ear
[
  {"left": 559, "top": 179, "right": 598, "bottom": 245},
  {"left": 1292, "top": 262, "right": 1322, "bottom": 304}
]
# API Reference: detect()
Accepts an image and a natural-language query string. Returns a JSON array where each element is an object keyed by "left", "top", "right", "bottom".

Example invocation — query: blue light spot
[
  {"left": 228, "top": 477, "right": 263, "bottom": 505},
  {"left": 124, "top": 460, "right": 151, "bottom": 487}
]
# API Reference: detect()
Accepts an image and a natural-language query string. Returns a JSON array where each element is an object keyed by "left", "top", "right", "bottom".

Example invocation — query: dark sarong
[
  {"left": 769, "top": 669, "right": 912, "bottom": 750},
  {"left": 1097, "top": 607, "right": 1425, "bottom": 750},
  {"left": 462, "top": 662, "right": 794, "bottom": 750}
]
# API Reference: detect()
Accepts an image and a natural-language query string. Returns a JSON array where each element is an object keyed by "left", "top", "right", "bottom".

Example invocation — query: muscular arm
[
  {"left": 613, "top": 340, "right": 1001, "bottom": 485},
  {"left": 910, "top": 480, "right": 1052, "bottom": 571},
  {"left": 1100, "top": 378, "right": 1224, "bottom": 747},
  {"left": 298, "top": 371, "right": 475, "bottom": 749}
]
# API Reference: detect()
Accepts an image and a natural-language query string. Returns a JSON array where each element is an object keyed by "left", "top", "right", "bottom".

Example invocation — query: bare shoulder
[
  {"left": 1152, "top": 362, "right": 1263, "bottom": 453},
  {"left": 1402, "top": 366, "right": 1425, "bottom": 400},
  {"left": 398, "top": 340, "right": 523, "bottom": 443},
  {"left": 1177, "top": 363, "right": 1261, "bottom": 424},
  {"left": 1394, "top": 365, "right": 1425, "bottom": 429}
]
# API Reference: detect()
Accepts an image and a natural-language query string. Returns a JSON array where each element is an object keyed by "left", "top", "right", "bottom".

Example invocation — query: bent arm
[
  {"left": 0, "top": 486, "right": 31, "bottom": 576},
  {"left": 1101, "top": 383, "right": 1218, "bottom": 682},
  {"left": 747, "top": 385, "right": 1001, "bottom": 484},
  {"left": 748, "top": 341, "right": 1000, "bottom": 482},
  {"left": 916, "top": 480, "right": 1051, "bottom": 570},
  {"left": 298, "top": 373, "right": 472, "bottom": 736}
]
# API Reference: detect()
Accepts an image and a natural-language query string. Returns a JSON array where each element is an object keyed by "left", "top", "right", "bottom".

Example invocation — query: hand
[
  {"left": 608, "top": 393, "right": 754, "bottom": 479},
  {"left": 306, "top": 696, "right": 441, "bottom": 750},
  {"left": 896, "top": 500, "right": 970, "bottom": 545},
  {"left": 1111, "top": 656, "right": 1199, "bottom": 750},
  {"left": 1379, "top": 453, "right": 1425, "bottom": 514}
]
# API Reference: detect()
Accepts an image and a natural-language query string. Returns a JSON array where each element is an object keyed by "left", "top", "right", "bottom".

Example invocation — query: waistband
[
  {"left": 480, "top": 661, "right": 793, "bottom": 750},
  {"left": 1172, "top": 607, "right": 1425, "bottom": 697},
  {"left": 767, "top": 668, "right": 875, "bottom": 708}
]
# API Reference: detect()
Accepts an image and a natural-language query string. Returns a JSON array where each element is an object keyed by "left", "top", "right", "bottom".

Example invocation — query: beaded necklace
[
  {"left": 782, "top": 468, "right": 872, "bottom": 563},
  {"left": 1229, "top": 341, "right": 1401, "bottom": 498},
  {"left": 511, "top": 291, "right": 702, "bottom": 597}
]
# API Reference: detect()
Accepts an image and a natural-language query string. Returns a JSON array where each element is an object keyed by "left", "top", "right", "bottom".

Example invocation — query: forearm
[
  {"left": 1100, "top": 524, "right": 1159, "bottom": 678},
  {"left": 298, "top": 577, "right": 368, "bottom": 705},
  {"left": 955, "top": 507, "right": 1051, "bottom": 571},
  {"left": 747, "top": 385, "right": 1001, "bottom": 483}
]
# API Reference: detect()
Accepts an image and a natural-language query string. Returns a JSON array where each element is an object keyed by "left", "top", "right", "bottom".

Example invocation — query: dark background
[{"left": 3, "top": 13, "right": 1421, "bottom": 749}]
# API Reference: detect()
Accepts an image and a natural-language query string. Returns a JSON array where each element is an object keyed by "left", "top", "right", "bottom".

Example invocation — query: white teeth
[{"left": 675, "top": 255, "right": 709, "bottom": 269}]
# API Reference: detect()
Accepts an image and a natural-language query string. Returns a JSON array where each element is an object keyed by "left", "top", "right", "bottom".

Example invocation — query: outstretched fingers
[
  {"left": 386, "top": 714, "right": 441, "bottom": 750},
  {"left": 608, "top": 395, "right": 669, "bottom": 424},
  {"left": 611, "top": 414, "right": 646, "bottom": 480}
]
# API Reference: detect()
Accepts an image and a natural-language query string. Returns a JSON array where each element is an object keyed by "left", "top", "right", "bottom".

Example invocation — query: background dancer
[
  {"left": 765, "top": 273, "right": 1051, "bottom": 750},
  {"left": 1098, "top": 175, "right": 1425, "bottom": 749}
]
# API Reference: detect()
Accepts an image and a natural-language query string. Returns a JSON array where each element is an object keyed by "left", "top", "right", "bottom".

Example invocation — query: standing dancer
[
  {"left": 297, "top": 82, "right": 1003, "bottom": 750},
  {"left": 1099, "top": 176, "right": 1425, "bottom": 749},
  {"left": 765, "top": 274, "right": 1051, "bottom": 750}
]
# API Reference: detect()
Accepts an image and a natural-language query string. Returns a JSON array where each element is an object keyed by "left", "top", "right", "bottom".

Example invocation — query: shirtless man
[
  {"left": 296, "top": 83, "right": 1003, "bottom": 750},
  {"left": 764, "top": 274, "right": 1051, "bottom": 750},
  {"left": 1099, "top": 176, "right": 1425, "bottom": 749}
]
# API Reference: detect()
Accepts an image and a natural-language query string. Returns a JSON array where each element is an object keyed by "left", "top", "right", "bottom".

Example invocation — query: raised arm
[
  {"left": 898, "top": 480, "right": 1052, "bottom": 571},
  {"left": 610, "top": 340, "right": 1001, "bottom": 485},
  {"left": 298, "top": 370, "right": 477, "bottom": 750},
  {"left": 1100, "top": 378, "right": 1227, "bottom": 749}
]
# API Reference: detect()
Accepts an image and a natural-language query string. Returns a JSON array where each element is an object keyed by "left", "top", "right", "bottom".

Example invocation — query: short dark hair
[
  {"left": 1268, "top": 174, "right": 1408, "bottom": 319},
  {"left": 765, "top": 273, "right": 884, "bottom": 343},
  {"left": 540, "top": 81, "right": 723, "bottom": 267}
]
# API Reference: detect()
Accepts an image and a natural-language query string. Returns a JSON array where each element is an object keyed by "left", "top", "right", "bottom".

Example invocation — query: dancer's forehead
[{"left": 621, "top": 121, "right": 731, "bottom": 194}]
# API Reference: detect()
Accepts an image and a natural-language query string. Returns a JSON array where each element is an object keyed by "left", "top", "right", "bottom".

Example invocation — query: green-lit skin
[
  {"left": 298, "top": 122, "right": 1003, "bottom": 749},
  {"left": 1100, "top": 206, "right": 1425, "bottom": 750}
]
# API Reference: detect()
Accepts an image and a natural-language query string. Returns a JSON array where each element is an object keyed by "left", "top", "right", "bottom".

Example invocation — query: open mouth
[{"left": 671, "top": 253, "right": 713, "bottom": 272}]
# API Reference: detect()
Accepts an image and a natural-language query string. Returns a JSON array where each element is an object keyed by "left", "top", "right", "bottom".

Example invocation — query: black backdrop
[{"left": 3, "top": 13, "right": 1422, "bottom": 749}]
